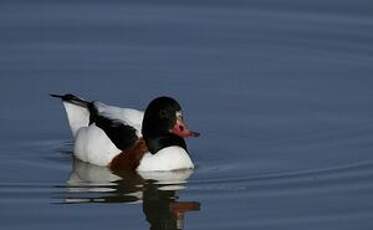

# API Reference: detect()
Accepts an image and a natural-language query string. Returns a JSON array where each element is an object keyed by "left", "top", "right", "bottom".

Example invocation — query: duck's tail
[{"left": 50, "top": 94, "right": 91, "bottom": 137}]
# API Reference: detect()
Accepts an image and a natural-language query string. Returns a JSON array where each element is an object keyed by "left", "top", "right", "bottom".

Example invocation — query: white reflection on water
[{"left": 62, "top": 159, "right": 200, "bottom": 230}]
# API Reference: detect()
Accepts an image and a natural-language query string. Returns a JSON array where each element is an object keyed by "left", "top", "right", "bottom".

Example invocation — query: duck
[{"left": 50, "top": 94, "right": 200, "bottom": 171}]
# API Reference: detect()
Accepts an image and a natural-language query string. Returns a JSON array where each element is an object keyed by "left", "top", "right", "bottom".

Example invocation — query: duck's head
[{"left": 142, "top": 96, "right": 199, "bottom": 154}]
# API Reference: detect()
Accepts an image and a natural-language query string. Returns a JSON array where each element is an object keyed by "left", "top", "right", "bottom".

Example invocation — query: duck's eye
[{"left": 159, "top": 110, "right": 168, "bottom": 118}]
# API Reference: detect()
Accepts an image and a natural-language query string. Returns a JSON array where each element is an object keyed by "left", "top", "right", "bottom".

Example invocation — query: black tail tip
[
  {"left": 50, "top": 94, "right": 64, "bottom": 99},
  {"left": 49, "top": 94, "right": 88, "bottom": 105}
]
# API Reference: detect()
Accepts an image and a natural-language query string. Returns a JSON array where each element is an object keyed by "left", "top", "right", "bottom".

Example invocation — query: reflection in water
[{"left": 61, "top": 159, "right": 200, "bottom": 230}]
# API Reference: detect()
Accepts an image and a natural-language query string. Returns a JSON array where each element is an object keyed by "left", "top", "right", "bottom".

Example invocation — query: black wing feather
[{"left": 89, "top": 103, "right": 139, "bottom": 151}]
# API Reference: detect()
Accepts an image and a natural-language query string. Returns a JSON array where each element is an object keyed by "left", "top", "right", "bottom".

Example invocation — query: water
[{"left": 1, "top": 0, "right": 373, "bottom": 229}]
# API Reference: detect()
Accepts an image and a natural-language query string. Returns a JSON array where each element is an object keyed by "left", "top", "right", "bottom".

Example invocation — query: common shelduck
[{"left": 51, "top": 94, "right": 199, "bottom": 171}]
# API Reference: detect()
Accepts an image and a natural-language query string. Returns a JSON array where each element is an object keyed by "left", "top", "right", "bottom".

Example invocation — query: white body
[
  {"left": 74, "top": 124, "right": 121, "bottom": 166},
  {"left": 137, "top": 146, "right": 194, "bottom": 171},
  {"left": 60, "top": 99, "right": 194, "bottom": 171}
]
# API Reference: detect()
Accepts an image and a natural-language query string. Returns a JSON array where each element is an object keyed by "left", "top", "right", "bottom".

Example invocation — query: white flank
[{"left": 74, "top": 124, "right": 122, "bottom": 166}]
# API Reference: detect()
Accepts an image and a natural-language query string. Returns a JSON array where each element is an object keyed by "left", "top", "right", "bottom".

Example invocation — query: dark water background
[{"left": 1, "top": 0, "right": 373, "bottom": 229}]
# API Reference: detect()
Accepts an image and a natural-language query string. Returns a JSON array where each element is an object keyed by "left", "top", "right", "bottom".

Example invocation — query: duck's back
[{"left": 93, "top": 102, "right": 144, "bottom": 136}]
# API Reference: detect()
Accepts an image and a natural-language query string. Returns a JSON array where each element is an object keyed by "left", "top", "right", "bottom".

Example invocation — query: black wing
[{"left": 89, "top": 103, "right": 139, "bottom": 151}]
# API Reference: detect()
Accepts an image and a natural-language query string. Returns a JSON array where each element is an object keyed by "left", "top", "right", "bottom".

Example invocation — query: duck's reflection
[{"left": 63, "top": 159, "right": 200, "bottom": 229}]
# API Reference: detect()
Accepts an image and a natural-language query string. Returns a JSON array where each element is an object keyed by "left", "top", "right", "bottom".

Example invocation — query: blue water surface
[{"left": 1, "top": 0, "right": 373, "bottom": 229}]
